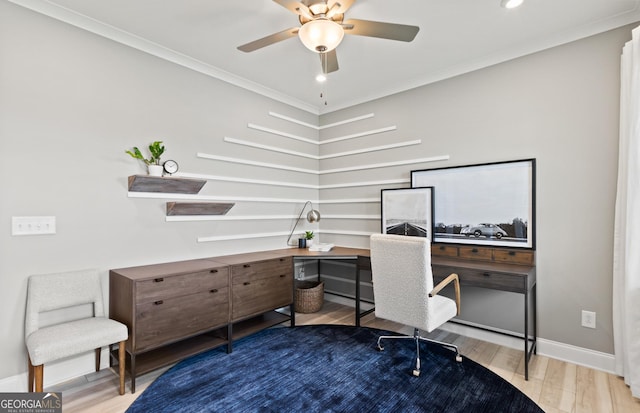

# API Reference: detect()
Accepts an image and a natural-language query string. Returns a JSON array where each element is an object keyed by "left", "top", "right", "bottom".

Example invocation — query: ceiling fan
[{"left": 237, "top": 0, "right": 420, "bottom": 74}]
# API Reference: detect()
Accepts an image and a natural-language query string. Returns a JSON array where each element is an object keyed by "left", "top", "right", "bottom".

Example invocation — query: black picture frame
[
  {"left": 411, "top": 159, "right": 536, "bottom": 249},
  {"left": 381, "top": 187, "right": 434, "bottom": 241}
]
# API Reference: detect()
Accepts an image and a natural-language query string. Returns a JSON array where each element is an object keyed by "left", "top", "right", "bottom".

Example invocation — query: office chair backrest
[
  {"left": 25, "top": 269, "right": 105, "bottom": 338},
  {"left": 370, "top": 233, "right": 436, "bottom": 332}
]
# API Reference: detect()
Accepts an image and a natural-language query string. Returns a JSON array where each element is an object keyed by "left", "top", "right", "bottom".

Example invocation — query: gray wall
[
  {"left": 0, "top": 0, "right": 632, "bottom": 383},
  {"left": 0, "top": 2, "right": 319, "bottom": 381},
  {"left": 319, "top": 25, "right": 632, "bottom": 354}
]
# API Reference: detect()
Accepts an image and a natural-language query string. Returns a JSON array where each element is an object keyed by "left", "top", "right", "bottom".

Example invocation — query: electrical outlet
[{"left": 581, "top": 310, "right": 596, "bottom": 329}]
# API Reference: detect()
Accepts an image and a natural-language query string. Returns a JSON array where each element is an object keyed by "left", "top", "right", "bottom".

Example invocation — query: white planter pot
[
  {"left": 148, "top": 165, "right": 163, "bottom": 177},
  {"left": 306, "top": 239, "right": 314, "bottom": 247}
]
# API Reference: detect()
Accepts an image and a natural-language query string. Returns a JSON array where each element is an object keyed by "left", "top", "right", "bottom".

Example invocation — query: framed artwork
[
  {"left": 381, "top": 187, "right": 434, "bottom": 240},
  {"left": 411, "top": 159, "right": 536, "bottom": 249}
]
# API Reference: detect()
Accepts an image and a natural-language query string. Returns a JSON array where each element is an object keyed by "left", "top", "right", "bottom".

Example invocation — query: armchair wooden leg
[
  {"left": 118, "top": 341, "right": 126, "bottom": 395},
  {"left": 34, "top": 364, "right": 43, "bottom": 392},
  {"left": 95, "top": 348, "right": 101, "bottom": 372},
  {"left": 28, "top": 357, "right": 34, "bottom": 392}
]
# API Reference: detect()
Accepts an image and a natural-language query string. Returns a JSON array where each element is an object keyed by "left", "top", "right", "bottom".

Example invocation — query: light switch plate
[{"left": 12, "top": 216, "right": 56, "bottom": 235}]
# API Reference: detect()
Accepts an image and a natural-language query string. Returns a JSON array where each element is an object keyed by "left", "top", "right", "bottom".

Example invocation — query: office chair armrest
[{"left": 429, "top": 273, "right": 461, "bottom": 315}]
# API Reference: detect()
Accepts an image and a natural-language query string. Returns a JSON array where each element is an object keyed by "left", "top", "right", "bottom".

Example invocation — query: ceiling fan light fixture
[
  {"left": 501, "top": 0, "right": 524, "bottom": 9},
  {"left": 298, "top": 19, "right": 345, "bottom": 53}
]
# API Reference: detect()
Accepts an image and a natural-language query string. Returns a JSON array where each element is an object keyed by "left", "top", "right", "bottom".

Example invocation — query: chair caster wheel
[
  {"left": 412, "top": 369, "right": 420, "bottom": 377},
  {"left": 455, "top": 355, "right": 462, "bottom": 363}
]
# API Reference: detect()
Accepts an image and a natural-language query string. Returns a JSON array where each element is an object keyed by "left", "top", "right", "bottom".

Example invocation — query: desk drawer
[
  {"left": 458, "top": 247, "right": 492, "bottom": 261},
  {"left": 232, "top": 273, "right": 292, "bottom": 320},
  {"left": 136, "top": 268, "right": 228, "bottom": 303},
  {"left": 493, "top": 249, "right": 534, "bottom": 266},
  {"left": 431, "top": 244, "right": 459, "bottom": 258},
  {"left": 231, "top": 257, "right": 292, "bottom": 285},
  {"left": 135, "top": 287, "right": 229, "bottom": 351},
  {"left": 432, "top": 265, "right": 526, "bottom": 293}
]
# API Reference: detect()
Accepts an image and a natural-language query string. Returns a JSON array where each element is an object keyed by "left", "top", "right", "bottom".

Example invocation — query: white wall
[
  {"left": 319, "top": 24, "right": 633, "bottom": 354},
  {"left": 0, "top": 2, "right": 320, "bottom": 384}
]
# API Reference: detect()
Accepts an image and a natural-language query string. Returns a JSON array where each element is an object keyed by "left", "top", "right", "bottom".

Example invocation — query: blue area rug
[{"left": 127, "top": 325, "right": 543, "bottom": 413}]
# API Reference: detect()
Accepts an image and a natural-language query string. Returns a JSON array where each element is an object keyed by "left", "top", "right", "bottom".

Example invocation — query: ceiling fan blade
[
  {"left": 320, "top": 49, "right": 339, "bottom": 74},
  {"left": 326, "top": 0, "right": 355, "bottom": 19},
  {"left": 272, "top": 0, "right": 313, "bottom": 19},
  {"left": 237, "top": 27, "right": 299, "bottom": 52},
  {"left": 342, "top": 19, "right": 419, "bottom": 42}
]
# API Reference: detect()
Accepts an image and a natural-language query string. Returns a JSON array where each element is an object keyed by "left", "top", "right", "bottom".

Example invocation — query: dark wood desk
[{"left": 275, "top": 246, "right": 536, "bottom": 380}]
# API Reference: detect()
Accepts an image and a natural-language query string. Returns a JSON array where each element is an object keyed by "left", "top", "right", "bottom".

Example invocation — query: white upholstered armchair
[
  {"left": 25, "top": 269, "right": 128, "bottom": 394},
  {"left": 370, "top": 233, "right": 462, "bottom": 376}
]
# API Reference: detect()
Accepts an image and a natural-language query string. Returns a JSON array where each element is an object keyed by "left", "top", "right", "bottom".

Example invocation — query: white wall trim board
[
  {"left": 198, "top": 231, "right": 291, "bottom": 242},
  {"left": 167, "top": 214, "right": 379, "bottom": 222},
  {"left": 268, "top": 111, "right": 375, "bottom": 130},
  {"left": 536, "top": 338, "right": 616, "bottom": 374},
  {"left": 128, "top": 192, "right": 320, "bottom": 204},
  {"left": 166, "top": 215, "right": 298, "bottom": 222},
  {"left": 319, "top": 126, "right": 397, "bottom": 145},
  {"left": 317, "top": 198, "right": 379, "bottom": 204},
  {"left": 247, "top": 123, "right": 317, "bottom": 144},
  {"left": 319, "top": 178, "right": 409, "bottom": 189},
  {"left": 224, "top": 136, "right": 318, "bottom": 159},
  {"left": 175, "top": 172, "right": 407, "bottom": 190},
  {"left": 197, "top": 153, "right": 448, "bottom": 175},
  {"left": 197, "top": 153, "right": 319, "bottom": 175},
  {"left": 320, "top": 155, "right": 450, "bottom": 175},
  {"left": 224, "top": 136, "right": 422, "bottom": 160},
  {"left": 319, "top": 140, "right": 421, "bottom": 160},
  {"left": 320, "top": 113, "right": 376, "bottom": 130},
  {"left": 7, "top": 0, "right": 319, "bottom": 115},
  {"left": 319, "top": 214, "right": 380, "bottom": 220},
  {"left": 175, "top": 171, "right": 318, "bottom": 189},
  {"left": 318, "top": 229, "right": 373, "bottom": 236}
]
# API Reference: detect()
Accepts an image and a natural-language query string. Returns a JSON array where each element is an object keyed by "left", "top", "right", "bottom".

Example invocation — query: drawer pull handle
[
  {"left": 154, "top": 300, "right": 164, "bottom": 305},
  {"left": 472, "top": 248, "right": 479, "bottom": 253},
  {"left": 210, "top": 269, "right": 218, "bottom": 273},
  {"left": 439, "top": 246, "right": 445, "bottom": 250},
  {"left": 483, "top": 272, "right": 491, "bottom": 277},
  {"left": 210, "top": 289, "right": 219, "bottom": 293},
  {"left": 153, "top": 278, "right": 164, "bottom": 283},
  {"left": 243, "top": 264, "right": 251, "bottom": 268},
  {"left": 280, "top": 258, "right": 286, "bottom": 262},
  {"left": 508, "top": 251, "right": 516, "bottom": 256},
  {"left": 244, "top": 282, "right": 251, "bottom": 286},
  {"left": 279, "top": 274, "right": 286, "bottom": 278}
]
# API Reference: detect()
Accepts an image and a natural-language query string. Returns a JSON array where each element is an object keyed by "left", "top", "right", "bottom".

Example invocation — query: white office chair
[
  {"left": 25, "top": 269, "right": 128, "bottom": 394},
  {"left": 370, "top": 233, "right": 462, "bottom": 376}
]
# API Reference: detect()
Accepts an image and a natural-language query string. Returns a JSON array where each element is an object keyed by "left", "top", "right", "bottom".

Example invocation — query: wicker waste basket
[{"left": 295, "top": 281, "right": 324, "bottom": 313}]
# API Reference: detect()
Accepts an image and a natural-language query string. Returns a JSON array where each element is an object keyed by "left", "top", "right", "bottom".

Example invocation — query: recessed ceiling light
[
  {"left": 501, "top": 0, "right": 524, "bottom": 9},
  {"left": 316, "top": 74, "right": 327, "bottom": 82}
]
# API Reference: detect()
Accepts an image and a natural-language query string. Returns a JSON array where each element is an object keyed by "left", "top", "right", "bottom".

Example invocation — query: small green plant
[
  {"left": 304, "top": 231, "right": 314, "bottom": 240},
  {"left": 125, "top": 141, "right": 165, "bottom": 165}
]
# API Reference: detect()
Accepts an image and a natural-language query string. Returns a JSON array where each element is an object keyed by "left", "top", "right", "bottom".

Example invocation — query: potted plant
[
  {"left": 126, "top": 141, "right": 165, "bottom": 176},
  {"left": 304, "top": 231, "right": 315, "bottom": 247}
]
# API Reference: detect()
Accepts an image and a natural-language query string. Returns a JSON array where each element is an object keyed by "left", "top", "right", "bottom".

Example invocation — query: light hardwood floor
[{"left": 53, "top": 301, "right": 640, "bottom": 413}]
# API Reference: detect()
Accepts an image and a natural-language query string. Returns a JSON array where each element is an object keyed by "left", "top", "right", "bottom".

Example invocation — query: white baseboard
[{"left": 326, "top": 295, "right": 616, "bottom": 374}]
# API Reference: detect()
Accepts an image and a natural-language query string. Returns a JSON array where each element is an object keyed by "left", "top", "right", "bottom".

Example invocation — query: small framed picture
[{"left": 381, "top": 187, "right": 434, "bottom": 241}]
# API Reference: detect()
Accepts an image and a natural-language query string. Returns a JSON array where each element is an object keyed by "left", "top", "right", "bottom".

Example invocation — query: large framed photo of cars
[
  {"left": 381, "top": 187, "right": 434, "bottom": 241},
  {"left": 411, "top": 159, "right": 536, "bottom": 249}
]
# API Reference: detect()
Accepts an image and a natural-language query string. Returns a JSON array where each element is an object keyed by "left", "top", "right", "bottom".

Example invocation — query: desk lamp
[{"left": 286, "top": 201, "right": 321, "bottom": 246}]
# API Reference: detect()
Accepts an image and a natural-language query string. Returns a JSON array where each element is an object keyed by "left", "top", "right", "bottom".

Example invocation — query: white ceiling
[{"left": 10, "top": 0, "right": 640, "bottom": 114}]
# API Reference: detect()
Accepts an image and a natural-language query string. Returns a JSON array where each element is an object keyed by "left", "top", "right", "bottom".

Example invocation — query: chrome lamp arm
[{"left": 286, "top": 201, "right": 320, "bottom": 246}]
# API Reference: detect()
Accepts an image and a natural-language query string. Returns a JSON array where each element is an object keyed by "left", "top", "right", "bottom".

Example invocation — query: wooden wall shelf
[
  {"left": 166, "top": 202, "right": 234, "bottom": 216},
  {"left": 128, "top": 175, "right": 206, "bottom": 194}
]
